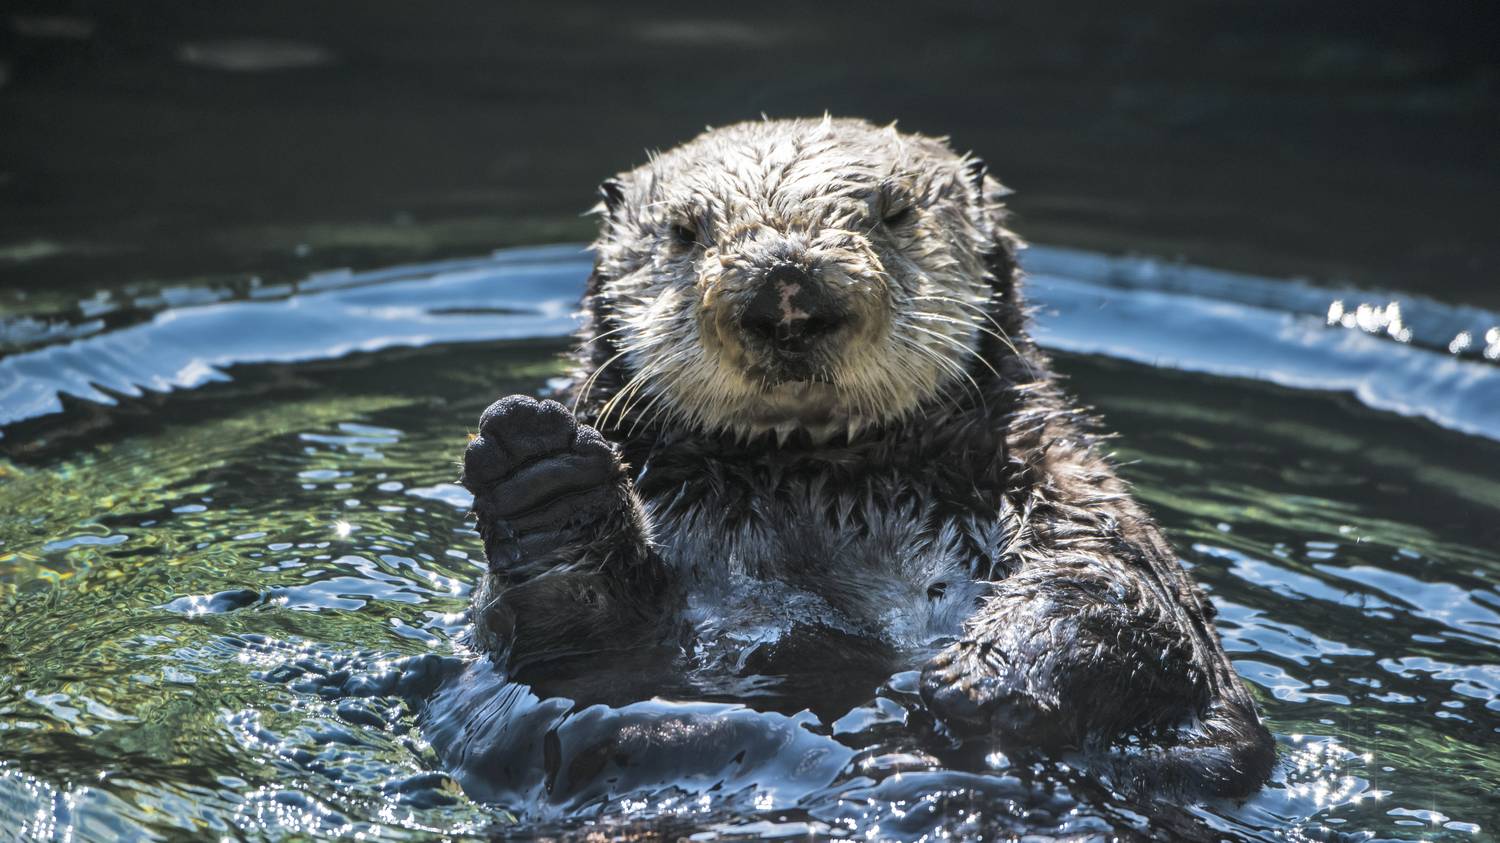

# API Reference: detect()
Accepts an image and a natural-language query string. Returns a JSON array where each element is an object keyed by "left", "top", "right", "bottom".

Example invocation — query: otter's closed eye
[
  {"left": 670, "top": 223, "right": 699, "bottom": 250},
  {"left": 882, "top": 205, "right": 915, "bottom": 227}
]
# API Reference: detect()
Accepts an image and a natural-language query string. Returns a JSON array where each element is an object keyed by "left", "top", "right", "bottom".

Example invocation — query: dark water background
[
  {"left": 2, "top": 2, "right": 1497, "bottom": 309},
  {"left": 2, "top": 3, "right": 1498, "bottom": 840}
]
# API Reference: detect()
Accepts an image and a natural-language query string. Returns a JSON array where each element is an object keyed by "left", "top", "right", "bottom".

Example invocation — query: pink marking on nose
[{"left": 776, "top": 281, "right": 810, "bottom": 327}]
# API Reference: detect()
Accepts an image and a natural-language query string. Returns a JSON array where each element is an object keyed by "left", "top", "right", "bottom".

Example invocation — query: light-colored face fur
[{"left": 586, "top": 117, "right": 1011, "bottom": 441}]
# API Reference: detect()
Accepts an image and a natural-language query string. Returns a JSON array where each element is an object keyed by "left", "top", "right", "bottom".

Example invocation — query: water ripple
[{"left": 5, "top": 245, "right": 1500, "bottom": 443}]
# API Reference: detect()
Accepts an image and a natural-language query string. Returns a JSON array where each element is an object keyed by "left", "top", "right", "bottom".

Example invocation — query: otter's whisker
[
  {"left": 908, "top": 311, "right": 1016, "bottom": 354},
  {"left": 907, "top": 333, "right": 986, "bottom": 412},
  {"left": 628, "top": 380, "right": 678, "bottom": 437},
  {"left": 911, "top": 294, "right": 1021, "bottom": 357},
  {"left": 616, "top": 362, "right": 675, "bottom": 434},
  {"left": 577, "top": 322, "right": 637, "bottom": 348},
  {"left": 597, "top": 359, "right": 658, "bottom": 432},
  {"left": 905, "top": 323, "right": 1002, "bottom": 384},
  {"left": 895, "top": 337, "right": 972, "bottom": 416},
  {"left": 608, "top": 343, "right": 691, "bottom": 432},
  {"left": 890, "top": 341, "right": 961, "bottom": 414},
  {"left": 573, "top": 344, "right": 639, "bottom": 414}
]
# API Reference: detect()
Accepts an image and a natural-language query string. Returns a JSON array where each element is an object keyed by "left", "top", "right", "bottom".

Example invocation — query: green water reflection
[{"left": 1, "top": 342, "right": 1497, "bottom": 840}]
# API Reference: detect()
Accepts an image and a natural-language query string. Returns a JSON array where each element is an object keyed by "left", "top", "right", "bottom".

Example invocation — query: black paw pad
[
  {"left": 461, "top": 395, "right": 625, "bottom": 569},
  {"left": 478, "top": 395, "right": 576, "bottom": 461}
]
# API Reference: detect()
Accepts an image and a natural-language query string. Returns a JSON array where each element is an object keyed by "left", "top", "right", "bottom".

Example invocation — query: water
[{"left": 1, "top": 246, "right": 1497, "bottom": 840}]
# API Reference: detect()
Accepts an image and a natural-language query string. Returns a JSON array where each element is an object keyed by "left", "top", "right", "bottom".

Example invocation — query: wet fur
[{"left": 460, "top": 117, "right": 1275, "bottom": 799}]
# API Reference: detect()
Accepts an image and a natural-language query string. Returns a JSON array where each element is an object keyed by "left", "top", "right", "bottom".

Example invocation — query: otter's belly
[{"left": 648, "top": 487, "right": 1000, "bottom": 653}]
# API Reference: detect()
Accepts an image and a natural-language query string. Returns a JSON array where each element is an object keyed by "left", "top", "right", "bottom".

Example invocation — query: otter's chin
[{"left": 737, "top": 381, "right": 869, "bottom": 443}]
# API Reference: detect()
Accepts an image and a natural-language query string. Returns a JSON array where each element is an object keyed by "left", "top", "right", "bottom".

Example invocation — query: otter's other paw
[
  {"left": 920, "top": 639, "right": 1074, "bottom": 750},
  {"left": 461, "top": 395, "right": 625, "bottom": 575}
]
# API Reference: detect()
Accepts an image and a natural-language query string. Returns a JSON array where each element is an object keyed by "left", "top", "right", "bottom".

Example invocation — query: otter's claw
[{"left": 461, "top": 395, "right": 625, "bottom": 575}]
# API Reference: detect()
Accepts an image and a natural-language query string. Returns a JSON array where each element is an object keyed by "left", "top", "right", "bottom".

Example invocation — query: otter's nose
[{"left": 739, "top": 265, "right": 847, "bottom": 352}]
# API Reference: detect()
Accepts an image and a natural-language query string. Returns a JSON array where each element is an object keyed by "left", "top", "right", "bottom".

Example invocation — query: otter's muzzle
[{"left": 738, "top": 265, "right": 849, "bottom": 355}]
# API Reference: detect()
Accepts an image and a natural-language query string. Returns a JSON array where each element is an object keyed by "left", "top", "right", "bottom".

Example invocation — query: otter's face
[{"left": 584, "top": 118, "right": 1016, "bottom": 441}]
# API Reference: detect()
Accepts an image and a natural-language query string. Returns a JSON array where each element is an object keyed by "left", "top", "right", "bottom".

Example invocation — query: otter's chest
[{"left": 640, "top": 469, "right": 1006, "bottom": 648}]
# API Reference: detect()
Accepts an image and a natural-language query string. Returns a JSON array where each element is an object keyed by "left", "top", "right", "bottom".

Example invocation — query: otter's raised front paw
[
  {"left": 920, "top": 640, "right": 1069, "bottom": 749},
  {"left": 461, "top": 395, "right": 625, "bottom": 574}
]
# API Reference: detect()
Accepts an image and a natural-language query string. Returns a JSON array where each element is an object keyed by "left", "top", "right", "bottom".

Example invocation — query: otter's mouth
[{"left": 746, "top": 356, "right": 838, "bottom": 387}]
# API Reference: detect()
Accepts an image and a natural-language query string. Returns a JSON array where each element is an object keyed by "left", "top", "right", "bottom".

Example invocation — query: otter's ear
[
  {"left": 963, "top": 157, "right": 988, "bottom": 194},
  {"left": 594, "top": 178, "right": 627, "bottom": 220},
  {"left": 963, "top": 157, "right": 1015, "bottom": 200}
]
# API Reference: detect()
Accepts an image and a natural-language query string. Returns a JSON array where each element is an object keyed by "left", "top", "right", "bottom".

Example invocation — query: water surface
[{"left": 1, "top": 246, "right": 1496, "bottom": 840}]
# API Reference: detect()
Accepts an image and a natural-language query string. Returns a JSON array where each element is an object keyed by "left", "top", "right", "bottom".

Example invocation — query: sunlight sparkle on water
[{"left": 1328, "top": 300, "right": 1411, "bottom": 342}]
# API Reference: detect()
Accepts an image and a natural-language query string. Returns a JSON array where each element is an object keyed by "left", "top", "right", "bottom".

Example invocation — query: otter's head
[{"left": 580, "top": 117, "right": 1023, "bottom": 441}]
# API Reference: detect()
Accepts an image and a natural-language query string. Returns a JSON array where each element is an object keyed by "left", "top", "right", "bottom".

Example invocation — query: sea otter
[{"left": 458, "top": 117, "right": 1275, "bottom": 798}]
